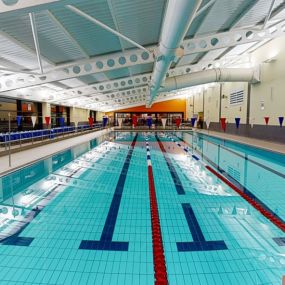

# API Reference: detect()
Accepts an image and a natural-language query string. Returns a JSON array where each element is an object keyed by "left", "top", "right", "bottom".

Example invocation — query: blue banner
[
  {"left": 59, "top": 117, "right": 65, "bottom": 127},
  {"left": 278, "top": 116, "right": 284, "bottom": 127},
  {"left": 191, "top": 117, "right": 196, "bottom": 127},
  {"left": 147, "top": 117, "right": 152, "bottom": 127},
  {"left": 103, "top": 117, "right": 108, "bottom": 127},
  {"left": 16, "top": 115, "right": 22, "bottom": 127},
  {"left": 235, "top": 117, "right": 240, "bottom": 128}
]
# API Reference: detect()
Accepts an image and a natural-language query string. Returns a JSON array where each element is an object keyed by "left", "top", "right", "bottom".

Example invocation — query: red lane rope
[
  {"left": 206, "top": 165, "right": 285, "bottom": 232},
  {"left": 147, "top": 165, "right": 168, "bottom": 285}
]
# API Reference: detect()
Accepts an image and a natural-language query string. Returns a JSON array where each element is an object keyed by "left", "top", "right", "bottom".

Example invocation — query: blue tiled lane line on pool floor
[
  {"left": 176, "top": 203, "right": 227, "bottom": 252},
  {"left": 79, "top": 133, "right": 138, "bottom": 251},
  {"left": 155, "top": 134, "right": 185, "bottom": 195},
  {"left": 155, "top": 133, "right": 228, "bottom": 252}
]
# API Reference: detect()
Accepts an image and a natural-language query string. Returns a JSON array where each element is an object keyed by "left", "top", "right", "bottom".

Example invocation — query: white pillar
[
  {"left": 118, "top": 118, "right": 123, "bottom": 128},
  {"left": 42, "top": 102, "right": 51, "bottom": 129},
  {"left": 70, "top": 107, "right": 79, "bottom": 127}
]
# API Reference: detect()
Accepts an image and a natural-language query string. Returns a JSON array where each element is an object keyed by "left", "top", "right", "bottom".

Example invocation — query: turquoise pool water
[{"left": 0, "top": 131, "right": 284, "bottom": 285}]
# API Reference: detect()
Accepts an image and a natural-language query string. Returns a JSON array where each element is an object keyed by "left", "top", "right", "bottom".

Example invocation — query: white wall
[
  {"left": 221, "top": 82, "right": 248, "bottom": 124},
  {"left": 204, "top": 84, "right": 220, "bottom": 123},
  {"left": 96, "top": 111, "right": 104, "bottom": 121},
  {"left": 250, "top": 36, "right": 285, "bottom": 125},
  {"left": 42, "top": 102, "right": 51, "bottom": 118},
  {"left": 187, "top": 36, "right": 285, "bottom": 126},
  {"left": 70, "top": 107, "right": 89, "bottom": 126},
  {"left": 186, "top": 96, "right": 194, "bottom": 119},
  {"left": 193, "top": 91, "right": 203, "bottom": 114},
  {"left": 0, "top": 102, "right": 16, "bottom": 120}
]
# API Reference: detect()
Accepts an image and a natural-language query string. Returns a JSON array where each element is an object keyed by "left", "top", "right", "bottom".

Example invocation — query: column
[
  {"left": 42, "top": 102, "right": 51, "bottom": 129},
  {"left": 16, "top": 99, "right": 22, "bottom": 131}
]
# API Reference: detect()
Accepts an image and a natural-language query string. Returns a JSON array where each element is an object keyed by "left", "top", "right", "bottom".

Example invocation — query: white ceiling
[{"left": 0, "top": 0, "right": 284, "bottom": 111}]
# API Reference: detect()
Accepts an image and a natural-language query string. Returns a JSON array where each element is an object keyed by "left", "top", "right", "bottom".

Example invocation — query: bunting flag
[
  {"left": 250, "top": 117, "right": 255, "bottom": 128},
  {"left": 205, "top": 119, "right": 211, "bottom": 129},
  {"left": 175, "top": 117, "right": 182, "bottom": 128},
  {"left": 264, "top": 116, "right": 270, "bottom": 125},
  {"left": 103, "top": 116, "right": 108, "bottom": 127},
  {"left": 161, "top": 118, "right": 167, "bottom": 129},
  {"left": 220, "top": 117, "right": 226, "bottom": 132},
  {"left": 45, "top": 116, "right": 50, "bottom": 126},
  {"left": 88, "top": 117, "right": 94, "bottom": 127},
  {"left": 191, "top": 117, "right": 197, "bottom": 127},
  {"left": 278, "top": 116, "right": 284, "bottom": 127},
  {"left": 118, "top": 118, "right": 123, "bottom": 128},
  {"left": 132, "top": 115, "right": 138, "bottom": 128},
  {"left": 147, "top": 116, "right": 152, "bottom": 128},
  {"left": 59, "top": 117, "right": 65, "bottom": 127},
  {"left": 31, "top": 116, "right": 37, "bottom": 128},
  {"left": 16, "top": 115, "right": 22, "bottom": 126},
  {"left": 235, "top": 117, "right": 241, "bottom": 129}
]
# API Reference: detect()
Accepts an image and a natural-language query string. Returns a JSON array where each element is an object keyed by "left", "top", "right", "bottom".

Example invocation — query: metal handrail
[{"left": 0, "top": 123, "right": 105, "bottom": 166}]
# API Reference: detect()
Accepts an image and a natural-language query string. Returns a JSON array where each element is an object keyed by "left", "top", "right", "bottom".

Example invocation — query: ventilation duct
[
  {"left": 149, "top": 0, "right": 202, "bottom": 105},
  {"left": 159, "top": 68, "right": 260, "bottom": 93}
]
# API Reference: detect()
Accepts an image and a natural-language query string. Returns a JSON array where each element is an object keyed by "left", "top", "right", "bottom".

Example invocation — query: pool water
[{"left": 0, "top": 131, "right": 284, "bottom": 285}]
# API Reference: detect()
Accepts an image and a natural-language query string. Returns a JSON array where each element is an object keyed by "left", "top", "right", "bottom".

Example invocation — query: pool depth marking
[
  {"left": 177, "top": 203, "right": 227, "bottom": 252},
  {"left": 155, "top": 134, "right": 185, "bottom": 195},
  {"left": 171, "top": 134, "right": 285, "bottom": 233},
  {"left": 145, "top": 137, "right": 168, "bottom": 285},
  {"left": 79, "top": 133, "right": 138, "bottom": 251}
]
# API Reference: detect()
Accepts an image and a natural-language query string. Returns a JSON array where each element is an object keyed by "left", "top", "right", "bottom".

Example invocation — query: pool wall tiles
[{"left": 0, "top": 177, "right": 3, "bottom": 201}]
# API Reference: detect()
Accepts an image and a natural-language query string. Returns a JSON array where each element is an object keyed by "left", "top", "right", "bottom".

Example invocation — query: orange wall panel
[{"left": 108, "top": 99, "right": 186, "bottom": 115}]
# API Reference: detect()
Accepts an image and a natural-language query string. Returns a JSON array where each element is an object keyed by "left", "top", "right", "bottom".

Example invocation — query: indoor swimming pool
[{"left": 0, "top": 131, "right": 284, "bottom": 285}]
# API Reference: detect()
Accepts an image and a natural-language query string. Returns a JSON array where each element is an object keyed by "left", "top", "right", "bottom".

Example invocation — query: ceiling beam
[
  {"left": 1, "top": 22, "right": 284, "bottom": 93},
  {"left": 1, "top": 53, "right": 250, "bottom": 103},
  {"left": 66, "top": 5, "right": 149, "bottom": 52},
  {"left": 0, "top": 0, "right": 86, "bottom": 14},
  {"left": 46, "top": 10, "right": 90, "bottom": 59},
  {"left": 0, "top": 48, "right": 153, "bottom": 93},
  {"left": 0, "top": 29, "right": 55, "bottom": 68},
  {"left": 6, "top": 53, "right": 249, "bottom": 98},
  {"left": 29, "top": 12, "right": 44, "bottom": 74},
  {"left": 106, "top": 0, "right": 133, "bottom": 78},
  {"left": 181, "top": 21, "right": 285, "bottom": 56},
  {"left": 0, "top": 0, "right": 63, "bottom": 13}
]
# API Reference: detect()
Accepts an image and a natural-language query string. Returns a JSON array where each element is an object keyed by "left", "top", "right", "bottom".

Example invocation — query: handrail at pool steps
[{"left": 0, "top": 123, "right": 104, "bottom": 158}]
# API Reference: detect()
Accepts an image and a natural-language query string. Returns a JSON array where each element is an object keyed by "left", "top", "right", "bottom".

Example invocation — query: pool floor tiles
[
  {"left": 0, "top": 132, "right": 284, "bottom": 285},
  {"left": 0, "top": 138, "right": 153, "bottom": 284},
  {"left": 144, "top": 133, "right": 285, "bottom": 285}
]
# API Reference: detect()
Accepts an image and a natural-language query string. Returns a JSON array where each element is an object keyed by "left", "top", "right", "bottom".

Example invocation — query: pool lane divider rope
[
  {"left": 145, "top": 137, "right": 168, "bottom": 285},
  {"left": 79, "top": 133, "right": 138, "bottom": 251},
  {"left": 168, "top": 134, "right": 285, "bottom": 233}
]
